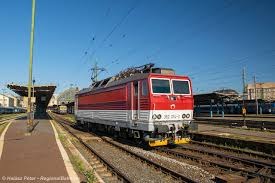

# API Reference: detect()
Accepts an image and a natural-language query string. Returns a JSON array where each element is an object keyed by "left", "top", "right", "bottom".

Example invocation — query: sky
[{"left": 0, "top": 0, "right": 274, "bottom": 95}]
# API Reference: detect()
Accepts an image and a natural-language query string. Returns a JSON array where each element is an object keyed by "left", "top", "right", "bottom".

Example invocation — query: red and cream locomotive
[{"left": 75, "top": 64, "right": 194, "bottom": 146}]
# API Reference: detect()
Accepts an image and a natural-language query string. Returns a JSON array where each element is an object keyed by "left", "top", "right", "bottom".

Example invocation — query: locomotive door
[{"left": 132, "top": 81, "right": 140, "bottom": 120}]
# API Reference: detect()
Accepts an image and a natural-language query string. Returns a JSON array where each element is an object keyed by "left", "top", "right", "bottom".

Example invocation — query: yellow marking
[
  {"left": 174, "top": 137, "right": 191, "bottom": 144},
  {"left": 148, "top": 137, "right": 191, "bottom": 147},
  {"left": 148, "top": 139, "right": 168, "bottom": 147}
]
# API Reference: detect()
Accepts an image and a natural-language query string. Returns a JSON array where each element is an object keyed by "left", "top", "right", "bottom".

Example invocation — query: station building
[
  {"left": 246, "top": 82, "right": 275, "bottom": 101},
  {"left": 48, "top": 94, "right": 58, "bottom": 106}
]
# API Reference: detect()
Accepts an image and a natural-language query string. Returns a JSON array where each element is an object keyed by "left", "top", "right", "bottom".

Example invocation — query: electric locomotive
[{"left": 75, "top": 64, "right": 194, "bottom": 146}]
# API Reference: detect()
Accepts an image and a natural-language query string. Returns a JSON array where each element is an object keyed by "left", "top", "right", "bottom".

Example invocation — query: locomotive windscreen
[
  {"left": 172, "top": 80, "right": 190, "bottom": 94},
  {"left": 151, "top": 79, "right": 171, "bottom": 94}
]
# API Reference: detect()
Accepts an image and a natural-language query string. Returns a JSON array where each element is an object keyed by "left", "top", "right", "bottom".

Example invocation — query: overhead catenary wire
[
  {"left": 146, "top": 0, "right": 235, "bottom": 61},
  {"left": 86, "top": 0, "right": 139, "bottom": 65},
  {"left": 92, "top": 48, "right": 137, "bottom": 80},
  {"left": 193, "top": 60, "right": 274, "bottom": 93},
  {"left": 146, "top": 0, "right": 267, "bottom": 74},
  {"left": 74, "top": 0, "right": 273, "bottom": 94},
  {"left": 188, "top": 49, "right": 275, "bottom": 77},
  {"left": 167, "top": 2, "right": 270, "bottom": 81},
  {"left": 79, "top": 7, "right": 112, "bottom": 64},
  {"left": 188, "top": 50, "right": 275, "bottom": 92}
]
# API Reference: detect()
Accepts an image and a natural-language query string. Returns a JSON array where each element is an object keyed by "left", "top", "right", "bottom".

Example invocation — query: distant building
[
  {"left": 48, "top": 94, "right": 58, "bottom": 106},
  {"left": 11, "top": 96, "right": 22, "bottom": 107},
  {"left": 0, "top": 94, "right": 14, "bottom": 107},
  {"left": 21, "top": 97, "right": 29, "bottom": 108},
  {"left": 246, "top": 82, "right": 275, "bottom": 101}
]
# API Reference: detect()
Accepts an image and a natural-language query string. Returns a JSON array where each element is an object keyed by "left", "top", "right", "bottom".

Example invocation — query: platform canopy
[
  {"left": 7, "top": 83, "right": 56, "bottom": 115},
  {"left": 194, "top": 92, "right": 239, "bottom": 105}
]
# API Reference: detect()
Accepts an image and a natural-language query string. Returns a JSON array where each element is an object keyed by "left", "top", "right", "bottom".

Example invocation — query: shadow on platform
[{"left": 15, "top": 113, "right": 52, "bottom": 120}]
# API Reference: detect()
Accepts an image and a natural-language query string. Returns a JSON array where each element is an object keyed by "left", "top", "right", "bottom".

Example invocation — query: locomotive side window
[
  {"left": 172, "top": 80, "right": 190, "bottom": 94},
  {"left": 142, "top": 80, "right": 148, "bottom": 96},
  {"left": 151, "top": 79, "right": 171, "bottom": 94}
]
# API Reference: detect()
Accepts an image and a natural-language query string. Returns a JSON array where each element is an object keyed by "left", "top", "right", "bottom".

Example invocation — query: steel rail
[
  {"left": 158, "top": 148, "right": 275, "bottom": 182},
  {"left": 190, "top": 140, "right": 275, "bottom": 161},
  {"left": 0, "top": 114, "right": 27, "bottom": 126},
  {"left": 102, "top": 137, "right": 199, "bottom": 183},
  {"left": 0, "top": 114, "right": 26, "bottom": 123},
  {"left": 177, "top": 145, "right": 275, "bottom": 172},
  {"left": 50, "top": 113, "right": 199, "bottom": 183},
  {"left": 49, "top": 113, "right": 132, "bottom": 183},
  {"left": 190, "top": 132, "right": 275, "bottom": 156}
]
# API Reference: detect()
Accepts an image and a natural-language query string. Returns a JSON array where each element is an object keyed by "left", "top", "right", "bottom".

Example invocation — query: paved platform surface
[
  {"left": 0, "top": 118, "right": 72, "bottom": 182},
  {"left": 198, "top": 124, "right": 275, "bottom": 144}
]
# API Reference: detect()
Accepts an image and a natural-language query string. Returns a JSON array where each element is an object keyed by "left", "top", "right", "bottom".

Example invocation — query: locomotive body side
[
  {"left": 75, "top": 73, "right": 194, "bottom": 146},
  {"left": 76, "top": 84, "right": 129, "bottom": 125}
]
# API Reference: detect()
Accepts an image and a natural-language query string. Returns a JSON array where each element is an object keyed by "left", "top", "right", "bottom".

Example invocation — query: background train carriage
[
  {"left": 75, "top": 64, "right": 194, "bottom": 147},
  {"left": 0, "top": 107, "right": 14, "bottom": 114},
  {"left": 194, "top": 101, "right": 275, "bottom": 116},
  {"left": 58, "top": 105, "right": 67, "bottom": 114},
  {"left": 50, "top": 104, "right": 68, "bottom": 114},
  {"left": 0, "top": 106, "right": 26, "bottom": 114}
]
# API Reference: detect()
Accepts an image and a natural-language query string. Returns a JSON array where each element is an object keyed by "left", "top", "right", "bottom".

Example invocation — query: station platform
[{"left": 0, "top": 117, "right": 79, "bottom": 182}]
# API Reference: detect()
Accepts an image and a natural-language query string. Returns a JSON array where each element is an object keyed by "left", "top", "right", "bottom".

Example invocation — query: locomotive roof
[
  {"left": 77, "top": 73, "right": 149, "bottom": 95},
  {"left": 77, "top": 72, "right": 190, "bottom": 95}
]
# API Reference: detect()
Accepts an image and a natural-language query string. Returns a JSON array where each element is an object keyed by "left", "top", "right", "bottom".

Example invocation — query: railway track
[
  {"left": 190, "top": 132, "right": 275, "bottom": 155},
  {"left": 156, "top": 144, "right": 275, "bottom": 182},
  {"left": 190, "top": 140, "right": 275, "bottom": 162},
  {"left": 194, "top": 118, "right": 275, "bottom": 130},
  {"left": 50, "top": 113, "right": 204, "bottom": 183},
  {"left": 49, "top": 113, "right": 132, "bottom": 183},
  {"left": 0, "top": 114, "right": 26, "bottom": 125},
  {"left": 51, "top": 113, "right": 275, "bottom": 182}
]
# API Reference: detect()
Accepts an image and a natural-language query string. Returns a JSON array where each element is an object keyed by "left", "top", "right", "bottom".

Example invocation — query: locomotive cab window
[
  {"left": 172, "top": 80, "right": 190, "bottom": 94},
  {"left": 151, "top": 79, "right": 171, "bottom": 94}
]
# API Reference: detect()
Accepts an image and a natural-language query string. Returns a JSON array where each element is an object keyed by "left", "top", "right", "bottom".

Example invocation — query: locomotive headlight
[
  {"left": 152, "top": 114, "right": 157, "bottom": 119},
  {"left": 157, "top": 114, "right": 162, "bottom": 119}
]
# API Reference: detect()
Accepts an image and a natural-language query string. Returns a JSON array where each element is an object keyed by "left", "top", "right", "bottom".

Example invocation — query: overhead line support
[{"left": 27, "top": 0, "right": 36, "bottom": 133}]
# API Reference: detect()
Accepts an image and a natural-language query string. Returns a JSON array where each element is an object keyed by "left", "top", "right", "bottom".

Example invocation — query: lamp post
[{"left": 27, "top": 0, "right": 36, "bottom": 133}]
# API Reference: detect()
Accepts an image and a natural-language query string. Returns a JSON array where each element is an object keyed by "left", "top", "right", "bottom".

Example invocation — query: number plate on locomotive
[{"left": 163, "top": 114, "right": 181, "bottom": 120}]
